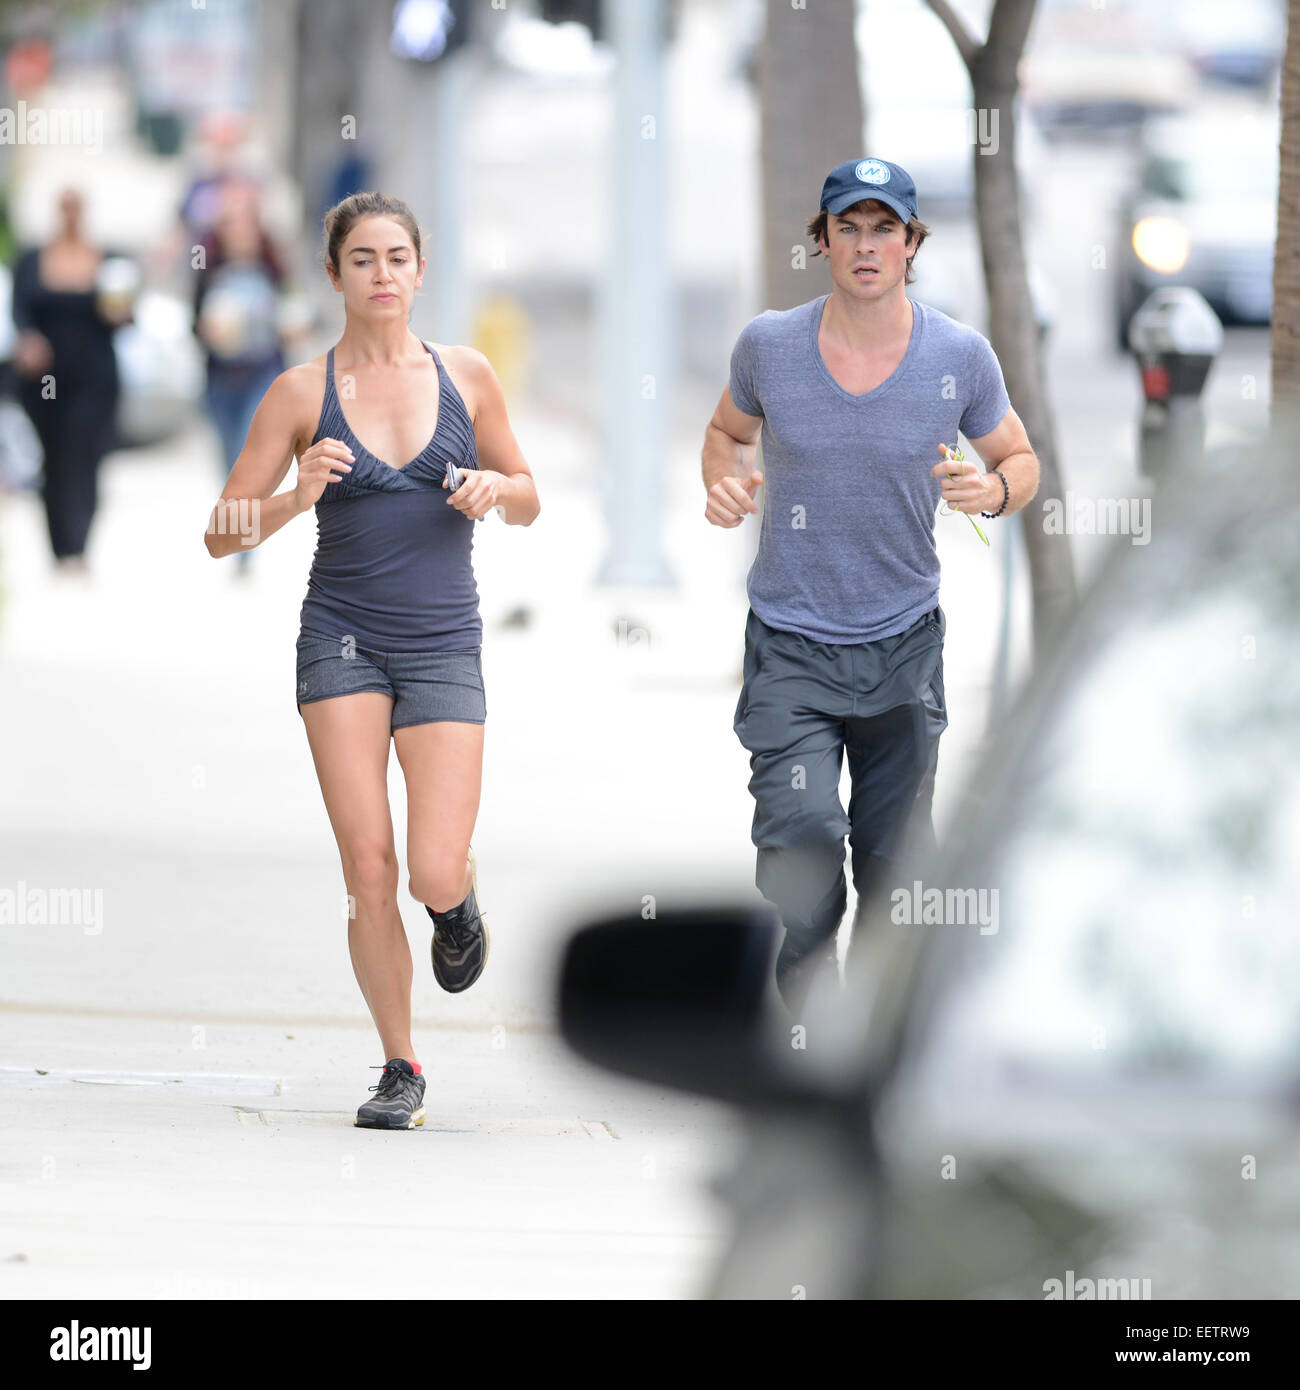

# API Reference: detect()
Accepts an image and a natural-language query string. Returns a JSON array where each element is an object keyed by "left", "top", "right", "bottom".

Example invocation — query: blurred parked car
[
  {"left": 1021, "top": 0, "right": 1194, "bottom": 134},
  {"left": 113, "top": 287, "right": 205, "bottom": 448},
  {"left": 560, "top": 439, "right": 1300, "bottom": 1299},
  {"left": 1113, "top": 104, "right": 1277, "bottom": 350},
  {"left": 1147, "top": 0, "right": 1285, "bottom": 92}
]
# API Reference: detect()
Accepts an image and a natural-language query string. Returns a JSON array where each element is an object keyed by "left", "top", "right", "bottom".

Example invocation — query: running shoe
[
  {"left": 426, "top": 844, "right": 490, "bottom": 992},
  {"left": 354, "top": 1058, "right": 425, "bottom": 1129}
]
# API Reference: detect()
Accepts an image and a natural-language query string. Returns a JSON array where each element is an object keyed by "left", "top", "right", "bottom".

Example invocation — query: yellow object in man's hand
[{"left": 937, "top": 443, "right": 990, "bottom": 547}]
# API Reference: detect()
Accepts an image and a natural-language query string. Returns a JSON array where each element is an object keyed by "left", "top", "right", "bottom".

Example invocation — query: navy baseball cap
[{"left": 820, "top": 157, "right": 918, "bottom": 224}]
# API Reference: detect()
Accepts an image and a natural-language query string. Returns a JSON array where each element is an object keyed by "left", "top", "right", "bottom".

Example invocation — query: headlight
[{"left": 1132, "top": 217, "right": 1190, "bottom": 274}]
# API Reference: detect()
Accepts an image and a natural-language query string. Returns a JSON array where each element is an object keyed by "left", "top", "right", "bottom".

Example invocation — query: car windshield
[
  {"left": 1142, "top": 139, "right": 1278, "bottom": 201},
  {"left": 902, "top": 503, "right": 1300, "bottom": 1093}
]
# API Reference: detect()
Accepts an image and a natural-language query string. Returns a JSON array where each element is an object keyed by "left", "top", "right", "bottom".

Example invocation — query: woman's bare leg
[
  {"left": 393, "top": 720, "right": 485, "bottom": 913},
  {"left": 300, "top": 692, "right": 419, "bottom": 1066}
]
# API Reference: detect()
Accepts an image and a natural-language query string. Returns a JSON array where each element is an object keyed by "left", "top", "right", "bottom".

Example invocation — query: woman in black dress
[{"left": 12, "top": 187, "right": 131, "bottom": 572}]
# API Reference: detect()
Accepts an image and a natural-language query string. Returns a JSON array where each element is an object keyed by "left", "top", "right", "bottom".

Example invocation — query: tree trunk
[
  {"left": 759, "top": 0, "right": 864, "bottom": 312},
  {"left": 926, "top": 0, "right": 1077, "bottom": 655},
  {"left": 291, "top": 0, "right": 366, "bottom": 238},
  {"left": 1272, "top": 0, "right": 1300, "bottom": 447}
]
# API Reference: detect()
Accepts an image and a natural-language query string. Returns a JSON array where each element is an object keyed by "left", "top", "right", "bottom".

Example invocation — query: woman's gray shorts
[{"left": 295, "top": 627, "right": 486, "bottom": 731}]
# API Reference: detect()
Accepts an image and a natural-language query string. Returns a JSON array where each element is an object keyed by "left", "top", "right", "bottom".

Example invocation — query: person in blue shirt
[
  {"left": 193, "top": 177, "right": 298, "bottom": 575},
  {"left": 703, "top": 157, "right": 1040, "bottom": 1013}
]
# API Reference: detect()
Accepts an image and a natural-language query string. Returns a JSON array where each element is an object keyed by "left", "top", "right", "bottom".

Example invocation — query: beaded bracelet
[{"left": 981, "top": 469, "right": 1009, "bottom": 519}]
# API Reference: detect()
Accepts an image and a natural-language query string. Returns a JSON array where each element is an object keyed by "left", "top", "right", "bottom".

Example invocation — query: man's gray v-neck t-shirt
[{"left": 728, "top": 294, "right": 1011, "bottom": 643}]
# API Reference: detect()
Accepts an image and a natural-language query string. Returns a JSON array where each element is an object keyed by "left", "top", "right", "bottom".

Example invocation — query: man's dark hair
[{"left": 805, "top": 198, "right": 930, "bottom": 285}]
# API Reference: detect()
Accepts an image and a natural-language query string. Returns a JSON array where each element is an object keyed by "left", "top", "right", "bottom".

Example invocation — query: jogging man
[{"left": 703, "top": 156, "right": 1039, "bottom": 1012}]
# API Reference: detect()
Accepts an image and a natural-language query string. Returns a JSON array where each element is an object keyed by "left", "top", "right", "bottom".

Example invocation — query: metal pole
[
  {"left": 595, "top": 0, "right": 675, "bottom": 587},
  {"left": 987, "top": 509, "right": 1018, "bottom": 728},
  {"left": 427, "top": 46, "right": 479, "bottom": 346}
]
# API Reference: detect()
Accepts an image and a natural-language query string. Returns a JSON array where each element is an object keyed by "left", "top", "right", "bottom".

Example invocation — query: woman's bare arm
[
  {"left": 448, "top": 347, "right": 540, "bottom": 527},
  {"left": 202, "top": 364, "right": 353, "bottom": 558}
]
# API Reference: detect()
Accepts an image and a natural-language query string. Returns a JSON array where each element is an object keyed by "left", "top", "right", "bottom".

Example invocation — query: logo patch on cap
[{"left": 855, "top": 159, "right": 890, "bottom": 184}]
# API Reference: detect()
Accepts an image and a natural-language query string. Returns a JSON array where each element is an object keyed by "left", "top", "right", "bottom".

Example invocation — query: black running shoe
[
  {"left": 426, "top": 844, "right": 490, "bottom": 993},
  {"left": 354, "top": 1058, "right": 425, "bottom": 1129}
]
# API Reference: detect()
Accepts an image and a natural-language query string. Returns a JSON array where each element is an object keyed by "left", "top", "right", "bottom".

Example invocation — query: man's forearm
[
  {"left": 702, "top": 422, "right": 756, "bottom": 491},
  {"left": 989, "top": 451, "right": 1039, "bottom": 517}
]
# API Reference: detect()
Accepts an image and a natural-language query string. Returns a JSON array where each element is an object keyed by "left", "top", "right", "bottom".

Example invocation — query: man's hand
[
  {"left": 705, "top": 470, "right": 764, "bottom": 528},
  {"left": 706, "top": 469, "right": 767, "bottom": 528},
  {"left": 932, "top": 444, "right": 999, "bottom": 515},
  {"left": 702, "top": 389, "right": 762, "bottom": 527}
]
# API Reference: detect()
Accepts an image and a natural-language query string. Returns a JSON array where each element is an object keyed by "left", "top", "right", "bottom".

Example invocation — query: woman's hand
[
  {"left": 14, "top": 330, "right": 53, "bottom": 377},
  {"left": 293, "top": 436, "right": 355, "bottom": 510},
  {"left": 444, "top": 467, "right": 504, "bottom": 521},
  {"left": 98, "top": 301, "right": 134, "bottom": 328}
]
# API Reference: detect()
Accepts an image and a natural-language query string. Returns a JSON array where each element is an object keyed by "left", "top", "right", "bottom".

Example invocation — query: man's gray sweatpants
[{"left": 732, "top": 605, "right": 948, "bottom": 1001}]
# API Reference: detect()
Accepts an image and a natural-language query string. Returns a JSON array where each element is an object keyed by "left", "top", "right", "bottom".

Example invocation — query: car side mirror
[{"left": 558, "top": 903, "right": 838, "bottom": 1107}]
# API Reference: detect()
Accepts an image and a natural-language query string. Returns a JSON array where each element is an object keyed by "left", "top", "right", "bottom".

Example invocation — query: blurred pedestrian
[
  {"left": 194, "top": 178, "right": 293, "bottom": 575},
  {"left": 145, "top": 110, "right": 251, "bottom": 288},
  {"left": 703, "top": 157, "right": 1039, "bottom": 1014},
  {"left": 0, "top": 250, "right": 44, "bottom": 494},
  {"left": 178, "top": 111, "right": 249, "bottom": 245},
  {"left": 202, "top": 191, "right": 540, "bottom": 1128},
  {"left": 11, "top": 187, "right": 134, "bottom": 573}
]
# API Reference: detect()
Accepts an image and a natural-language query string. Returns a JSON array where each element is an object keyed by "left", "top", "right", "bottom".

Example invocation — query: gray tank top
[{"left": 297, "top": 339, "right": 483, "bottom": 651}]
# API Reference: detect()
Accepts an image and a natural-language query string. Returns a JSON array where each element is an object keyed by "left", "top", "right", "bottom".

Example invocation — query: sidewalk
[
  {"left": 0, "top": 388, "right": 1013, "bottom": 1298},
  {"left": 0, "top": 1015, "right": 728, "bottom": 1299}
]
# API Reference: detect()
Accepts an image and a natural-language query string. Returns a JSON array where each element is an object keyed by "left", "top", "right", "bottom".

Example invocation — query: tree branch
[
  {"left": 985, "top": 0, "right": 1039, "bottom": 64},
  {"left": 923, "top": 0, "right": 982, "bottom": 70}
]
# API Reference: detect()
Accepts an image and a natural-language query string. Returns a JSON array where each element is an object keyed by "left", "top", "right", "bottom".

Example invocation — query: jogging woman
[{"left": 203, "top": 192, "right": 540, "bottom": 1129}]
